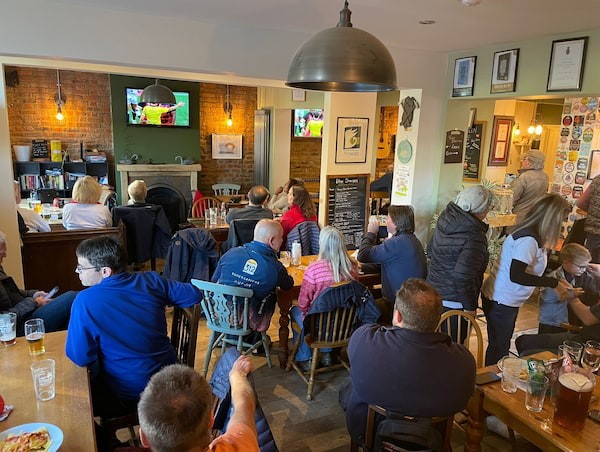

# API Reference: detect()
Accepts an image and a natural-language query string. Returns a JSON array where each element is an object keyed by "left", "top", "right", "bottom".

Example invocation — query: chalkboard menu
[
  {"left": 326, "top": 174, "right": 369, "bottom": 250},
  {"left": 444, "top": 129, "right": 464, "bottom": 164},
  {"left": 463, "top": 121, "right": 486, "bottom": 181},
  {"left": 31, "top": 139, "right": 49, "bottom": 161}
]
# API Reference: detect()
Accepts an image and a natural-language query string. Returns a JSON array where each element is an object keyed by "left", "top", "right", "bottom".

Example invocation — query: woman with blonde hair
[
  {"left": 280, "top": 185, "right": 317, "bottom": 243},
  {"left": 62, "top": 176, "right": 112, "bottom": 230},
  {"left": 481, "top": 193, "right": 574, "bottom": 365},
  {"left": 290, "top": 226, "right": 359, "bottom": 371}
]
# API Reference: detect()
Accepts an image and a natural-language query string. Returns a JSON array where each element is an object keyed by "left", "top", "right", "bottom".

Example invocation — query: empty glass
[
  {"left": 525, "top": 376, "right": 549, "bottom": 412},
  {"left": 499, "top": 356, "right": 522, "bottom": 393},
  {"left": 279, "top": 251, "right": 291, "bottom": 268},
  {"left": 559, "top": 341, "right": 583, "bottom": 365},
  {"left": 581, "top": 340, "right": 600, "bottom": 372}
]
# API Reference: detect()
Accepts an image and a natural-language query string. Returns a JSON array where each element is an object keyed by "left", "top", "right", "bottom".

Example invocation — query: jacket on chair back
[{"left": 162, "top": 228, "right": 219, "bottom": 283}]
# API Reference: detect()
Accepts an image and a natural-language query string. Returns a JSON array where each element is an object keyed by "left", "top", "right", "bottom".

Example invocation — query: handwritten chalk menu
[
  {"left": 444, "top": 129, "right": 464, "bottom": 164},
  {"left": 463, "top": 121, "right": 486, "bottom": 181},
  {"left": 31, "top": 139, "right": 49, "bottom": 160},
  {"left": 326, "top": 174, "right": 369, "bottom": 249}
]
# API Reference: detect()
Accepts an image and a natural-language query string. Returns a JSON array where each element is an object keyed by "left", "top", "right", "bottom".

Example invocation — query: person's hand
[
  {"left": 588, "top": 263, "right": 600, "bottom": 278},
  {"left": 32, "top": 291, "right": 47, "bottom": 299},
  {"left": 571, "top": 287, "right": 585, "bottom": 298},
  {"left": 367, "top": 217, "right": 380, "bottom": 235},
  {"left": 230, "top": 355, "right": 253, "bottom": 380},
  {"left": 274, "top": 185, "right": 284, "bottom": 196},
  {"left": 555, "top": 279, "right": 574, "bottom": 300},
  {"left": 34, "top": 296, "right": 51, "bottom": 306}
]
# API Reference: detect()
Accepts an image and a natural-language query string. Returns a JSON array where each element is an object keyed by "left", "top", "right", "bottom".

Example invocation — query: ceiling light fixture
[
  {"left": 513, "top": 124, "right": 521, "bottom": 136},
  {"left": 286, "top": 0, "right": 397, "bottom": 92},
  {"left": 460, "top": 0, "right": 482, "bottom": 6},
  {"left": 419, "top": 20, "right": 436, "bottom": 25},
  {"left": 54, "top": 69, "right": 66, "bottom": 121},
  {"left": 139, "top": 79, "right": 176, "bottom": 106},
  {"left": 224, "top": 85, "right": 233, "bottom": 127}
]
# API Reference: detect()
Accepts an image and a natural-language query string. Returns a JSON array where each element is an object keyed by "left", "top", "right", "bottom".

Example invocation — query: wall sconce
[
  {"left": 224, "top": 85, "right": 233, "bottom": 127},
  {"left": 513, "top": 124, "right": 521, "bottom": 137},
  {"left": 527, "top": 102, "right": 543, "bottom": 136},
  {"left": 54, "top": 69, "right": 66, "bottom": 121}
]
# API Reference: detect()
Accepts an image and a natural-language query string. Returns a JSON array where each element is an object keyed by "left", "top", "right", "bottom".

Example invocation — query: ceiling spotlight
[
  {"left": 419, "top": 20, "right": 436, "bottom": 25},
  {"left": 460, "top": 0, "right": 482, "bottom": 6}
]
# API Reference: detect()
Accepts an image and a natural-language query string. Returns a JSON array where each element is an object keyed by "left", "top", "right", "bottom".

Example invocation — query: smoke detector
[{"left": 460, "top": 0, "right": 482, "bottom": 6}]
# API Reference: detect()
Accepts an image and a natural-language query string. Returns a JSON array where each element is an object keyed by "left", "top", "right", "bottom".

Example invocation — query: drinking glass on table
[
  {"left": 499, "top": 356, "right": 522, "bottom": 393},
  {"left": 581, "top": 340, "right": 600, "bottom": 372},
  {"left": 554, "top": 366, "right": 595, "bottom": 431},
  {"left": 31, "top": 359, "right": 55, "bottom": 401},
  {"left": 279, "top": 251, "right": 291, "bottom": 268},
  {"left": 0, "top": 312, "right": 17, "bottom": 346},
  {"left": 559, "top": 341, "right": 583, "bottom": 365},
  {"left": 24, "top": 318, "right": 45, "bottom": 355},
  {"left": 525, "top": 376, "right": 549, "bottom": 412}
]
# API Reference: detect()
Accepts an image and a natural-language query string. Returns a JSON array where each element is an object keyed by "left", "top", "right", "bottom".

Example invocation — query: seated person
[
  {"left": 14, "top": 181, "right": 50, "bottom": 233},
  {"left": 212, "top": 219, "right": 293, "bottom": 332},
  {"left": 268, "top": 178, "right": 304, "bottom": 214},
  {"left": 290, "top": 226, "right": 359, "bottom": 372},
  {"left": 65, "top": 236, "right": 201, "bottom": 422},
  {"left": 0, "top": 230, "right": 76, "bottom": 335},
  {"left": 137, "top": 356, "right": 259, "bottom": 451},
  {"left": 538, "top": 243, "right": 599, "bottom": 334},
  {"left": 226, "top": 185, "right": 273, "bottom": 224},
  {"left": 342, "top": 278, "right": 476, "bottom": 445},
  {"left": 280, "top": 186, "right": 318, "bottom": 244},
  {"left": 62, "top": 176, "right": 112, "bottom": 230},
  {"left": 357, "top": 205, "right": 427, "bottom": 324},
  {"left": 126, "top": 179, "right": 149, "bottom": 205}
]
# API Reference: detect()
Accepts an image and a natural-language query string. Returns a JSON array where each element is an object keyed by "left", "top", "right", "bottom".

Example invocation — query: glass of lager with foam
[
  {"left": 554, "top": 366, "right": 595, "bottom": 431},
  {"left": 24, "top": 318, "right": 45, "bottom": 356}
]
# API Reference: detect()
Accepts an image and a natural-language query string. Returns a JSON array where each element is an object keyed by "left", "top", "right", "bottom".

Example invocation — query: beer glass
[
  {"left": 24, "top": 318, "right": 45, "bottom": 356},
  {"left": 499, "top": 356, "right": 522, "bottom": 394},
  {"left": 0, "top": 312, "right": 17, "bottom": 346},
  {"left": 31, "top": 359, "right": 55, "bottom": 401},
  {"left": 554, "top": 366, "right": 595, "bottom": 431},
  {"left": 525, "top": 376, "right": 548, "bottom": 412},
  {"left": 581, "top": 340, "right": 600, "bottom": 372},
  {"left": 279, "top": 251, "right": 291, "bottom": 268},
  {"left": 560, "top": 341, "right": 583, "bottom": 365}
]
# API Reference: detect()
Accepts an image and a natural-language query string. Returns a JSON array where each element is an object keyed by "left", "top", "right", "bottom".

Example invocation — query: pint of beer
[
  {"left": 0, "top": 312, "right": 17, "bottom": 346},
  {"left": 24, "top": 318, "right": 45, "bottom": 356},
  {"left": 554, "top": 367, "right": 595, "bottom": 431}
]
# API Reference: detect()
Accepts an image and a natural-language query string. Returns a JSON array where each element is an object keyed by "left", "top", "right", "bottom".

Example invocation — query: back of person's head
[
  {"left": 254, "top": 219, "right": 283, "bottom": 245},
  {"left": 248, "top": 185, "right": 270, "bottom": 205},
  {"left": 523, "top": 150, "right": 546, "bottom": 170},
  {"left": 290, "top": 186, "right": 316, "bottom": 219},
  {"left": 127, "top": 180, "right": 147, "bottom": 203},
  {"left": 387, "top": 205, "right": 415, "bottom": 234},
  {"left": 76, "top": 235, "right": 127, "bottom": 274},
  {"left": 138, "top": 364, "right": 212, "bottom": 452},
  {"left": 560, "top": 242, "right": 591, "bottom": 264},
  {"left": 455, "top": 185, "right": 493, "bottom": 215},
  {"left": 72, "top": 175, "right": 102, "bottom": 204},
  {"left": 513, "top": 193, "right": 570, "bottom": 249},
  {"left": 394, "top": 278, "right": 442, "bottom": 332},
  {"left": 318, "top": 226, "right": 353, "bottom": 283},
  {"left": 13, "top": 181, "right": 21, "bottom": 204},
  {"left": 285, "top": 178, "right": 304, "bottom": 191}
]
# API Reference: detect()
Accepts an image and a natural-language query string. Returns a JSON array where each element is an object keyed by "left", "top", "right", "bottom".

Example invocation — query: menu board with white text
[{"left": 326, "top": 174, "right": 369, "bottom": 249}]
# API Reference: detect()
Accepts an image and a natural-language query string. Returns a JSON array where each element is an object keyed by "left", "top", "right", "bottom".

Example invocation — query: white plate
[
  {"left": 496, "top": 357, "right": 528, "bottom": 380},
  {"left": 0, "top": 423, "right": 63, "bottom": 452}
]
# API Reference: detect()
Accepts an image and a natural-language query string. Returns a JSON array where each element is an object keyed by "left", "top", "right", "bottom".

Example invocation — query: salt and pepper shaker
[{"left": 291, "top": 241, "right": 302, "bottom": 266}]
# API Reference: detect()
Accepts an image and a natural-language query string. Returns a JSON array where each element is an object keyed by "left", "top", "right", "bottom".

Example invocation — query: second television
[
  {"left": 126, "top": 87, "right": 190, "bottom": 127},
  {"left": 292, "top": 109, "right": 324, "bottom": 137}
]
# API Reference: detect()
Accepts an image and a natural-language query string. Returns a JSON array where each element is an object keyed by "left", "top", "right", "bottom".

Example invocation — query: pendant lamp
[
  {"left": 286, "top": 0, "right": 397, "bottom": 92},
  {"left": 139, "top": 79, "right": 176, "bottom": 106},
  {"left": 54, "top": 69, "right": 66, "bottom": 121}
]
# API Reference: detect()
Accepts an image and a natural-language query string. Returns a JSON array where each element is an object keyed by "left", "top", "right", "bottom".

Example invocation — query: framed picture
[
  {"left": 452, "top": 56, "right": 477, "bottom": 97},
  {"left": 291, "top": 89, "right": 306, "bottom": 102},
  {"left": 588, "top": 150, "right": 600, "bottom": 180},
  {"left": 335, "top": 117, "right": 369, "bottom": 163},
  {"left": 488, "top": 116, "right": 513, "bottom": 166},
  {"left": 547, "top": 37, "right": 588, "bottom": 92},
  {"left": 490, "top": 49, "right": 519, "bottom": 93},
  {"left": 212, "top": 134, "right": 242, "bottom": 159}
]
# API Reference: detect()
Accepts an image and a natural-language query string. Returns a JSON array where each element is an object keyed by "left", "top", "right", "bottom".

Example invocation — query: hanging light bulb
[
  {"left": 227, "top": 111, "right": 233, "bottom": 127},
  {"left": 56, "top": 105, "right": 64, "bottom": 121},
  {"left": 224, "top": 85, "right": 233, "bottom": 127},
  {"left": 527, "top": 124, "right": 535, "bottom": 135},
  {"left": 535, "top": 124, "right": 543, "bottom": 135},
  {"left": 54, "top": 69, "right": 66, "bottom": 121}
]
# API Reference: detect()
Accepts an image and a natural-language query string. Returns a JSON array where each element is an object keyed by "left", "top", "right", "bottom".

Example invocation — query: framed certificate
[{"left": 547, "top": 37, "right": 588, "bottom": 92}]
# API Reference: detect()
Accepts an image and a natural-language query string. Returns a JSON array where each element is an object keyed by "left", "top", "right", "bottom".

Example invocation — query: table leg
[
  {"left": 277, "top": 290, "right": 293, "bottom": 369},
  {"left": 465, "top": 388, "right": 486, "bottom": 452}
]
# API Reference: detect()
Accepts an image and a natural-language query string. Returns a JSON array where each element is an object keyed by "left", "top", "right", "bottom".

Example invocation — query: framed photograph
[
  {"left": 490, "top": 49, "right": 519, "bottom": 93},
  {"left": 291, "top": 89, "right": 306, "bottom": 102},
  {"left": 335, "top": 117, "right": 369, "bottom": 163},
  {"left": 547, "top": 37, "right": 588, "bottom": 92},
  {"left": 212, "top": 133, "right": 242, "bottom": 159},
  {"left": 452, "top": 56, "right": 477, "bottom": 97},
  {"left": 488, "top": 116, "right": 513, "bottom": 166}
]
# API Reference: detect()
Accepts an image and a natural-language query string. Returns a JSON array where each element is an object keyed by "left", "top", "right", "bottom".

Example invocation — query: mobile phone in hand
[{"left": 45, "top": 286, "right": 59, "bottom": 299}]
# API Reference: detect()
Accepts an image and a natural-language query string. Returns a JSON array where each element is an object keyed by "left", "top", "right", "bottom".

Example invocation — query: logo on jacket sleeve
[{"left": 243, "top": 259, "right": 258, "bottom": 275}]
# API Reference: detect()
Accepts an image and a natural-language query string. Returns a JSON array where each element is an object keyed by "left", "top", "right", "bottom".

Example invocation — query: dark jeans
[
  {"left": 17, "top": 291, "right": 77, "bottom": 336},
  {"left": 482, "top": 296, "right": 519, "bottom": 366},
  {"left": 585, "top": 232, "right": 600, "bottom": 263},
  {"left": 538, "top": 323, "right": 567, "bottom": 334},
  {"left": 515, "top": 332, "right": 578, "bottom": 357}
]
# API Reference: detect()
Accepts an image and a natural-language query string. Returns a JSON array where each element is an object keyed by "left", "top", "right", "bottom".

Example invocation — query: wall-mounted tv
[
  {"left": 292, "top": 108, "right": 324, "bottom": 137},
  {"left": 126, "top": 87, "right": 190, "bottom": 127}
]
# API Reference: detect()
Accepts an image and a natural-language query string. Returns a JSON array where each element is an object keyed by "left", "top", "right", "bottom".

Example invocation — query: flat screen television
[
  {"left": 292, "top": 108, "right": 324, "bottom": 137},
  {"left": 126, "top": 87, "right": 190, "bottom": 127}
]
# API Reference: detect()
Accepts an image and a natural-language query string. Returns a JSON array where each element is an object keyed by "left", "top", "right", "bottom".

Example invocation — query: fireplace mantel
[{"left": 116, "top": 164, "right": 202, "bottom": 204}]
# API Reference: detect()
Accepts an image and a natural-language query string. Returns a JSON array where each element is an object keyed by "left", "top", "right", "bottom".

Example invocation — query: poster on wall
[
  {"left": 463, "top": 121, "right": 486, "bottom": 181},
  {"left": 444, "top": 129, "right": 464, "bottom": 164},
  {"left": 491, "top": 49, "right": 519, "bottom": 93}
]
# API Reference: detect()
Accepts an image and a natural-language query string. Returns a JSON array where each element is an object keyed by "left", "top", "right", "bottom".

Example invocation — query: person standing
[{"left": 576, "top": 173, "right": 600, "bottom": 262}]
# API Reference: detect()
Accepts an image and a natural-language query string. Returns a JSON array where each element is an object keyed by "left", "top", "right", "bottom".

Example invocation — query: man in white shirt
[{"left": 14, "top": 181, "right": 50, "bottom": 233}]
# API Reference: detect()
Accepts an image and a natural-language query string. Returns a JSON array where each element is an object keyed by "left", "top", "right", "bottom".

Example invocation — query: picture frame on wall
[
  {"left": 488, "top": 116, "right": 513, "bottom": 166},
  {"left": 212, "top": 133, "right": 243, "bottom": 159},
  {"left": 547, "top": 37, "right": 588, "bottom": 92},
  {"left": 335, "top": 117, "right": 369, "bottom": 163},
  {"left": 452, "top": 56, "right": 477, "bottom": 97},
  {"left": 292, "top": 89, "right": 306, "bottom": 102},
  {"left": 490, "top": 49, "right": 519, "bottom": 93}
]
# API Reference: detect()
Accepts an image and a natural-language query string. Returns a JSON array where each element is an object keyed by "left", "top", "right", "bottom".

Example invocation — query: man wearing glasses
[{"left": 66, "top": 235, "right": 201, "bottom": 429}]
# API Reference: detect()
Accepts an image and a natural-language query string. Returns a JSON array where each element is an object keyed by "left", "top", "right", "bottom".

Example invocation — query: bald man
[
  {"left": 225, "top": 185, "right": 273, "bottom": 225},
  {"left": 212, "top": 219, "right": 293, "bottom": 330}
]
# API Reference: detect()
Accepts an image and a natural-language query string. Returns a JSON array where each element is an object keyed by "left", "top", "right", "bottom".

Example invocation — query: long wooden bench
[{"left": 21, "top": 223, "right": 125, "bottom": 292}]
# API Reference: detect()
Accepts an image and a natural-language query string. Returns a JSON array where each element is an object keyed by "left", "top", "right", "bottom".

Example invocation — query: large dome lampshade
[{"left": 139, "top": 79, "right": 176, "bottom": 106}]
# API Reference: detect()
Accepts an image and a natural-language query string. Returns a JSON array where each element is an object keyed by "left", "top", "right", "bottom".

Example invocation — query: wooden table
[
  {"left": 275, "top": 255, "right": 381, "bottom": 369},
  {"left": 187, "top": 218, "right": 229, "bottom": 252},
  {"left": 0, "top": 330, "right": 96, "bottom": 450},
  {"left": 466, "top": 351, "right": 600, "bottom": 451}
]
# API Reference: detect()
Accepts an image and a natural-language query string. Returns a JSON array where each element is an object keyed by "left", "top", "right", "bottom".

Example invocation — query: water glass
[
  {"left": 581, "top": 340, "right": 600, "bottom": 372},
  {"left": 279, "top": 251, "right": 291, "bottom": 268},
  {"left": 560, "top": 341, "right": 583, "bottom": 365},
  {"left": 209, "top": 208, "right": 218, "bottom": 226},
  {"left": 500, "top": 356, "right": 522, "bottom": 394},
  {"left": 525, "top": 376, "right": 549, "bottom": 412},
  {"left": 0, "top": 312, "right": 17, "bottom": 346},
  {"left": 24, "top": 318, "right": 45, "bottom": 355},
  {"left": 31, "top": 359, "right": 55, "bottom": 401}
]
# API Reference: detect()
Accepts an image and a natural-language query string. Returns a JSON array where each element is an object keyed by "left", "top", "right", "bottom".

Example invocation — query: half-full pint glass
[
  {"left": 554, "top": 366, "right": 595, "bottom": 431},
  {"left": 24, "top": 318, "right": 45, "bottom": 356},
  {"left": 0, "top": 312, "right": 17, "bottom": 346}
]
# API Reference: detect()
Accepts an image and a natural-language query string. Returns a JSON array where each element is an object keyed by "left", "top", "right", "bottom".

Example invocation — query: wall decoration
[
  {"left": 444, "top": 129, "right": 465, "bottom": 164},
  {"left": 335, "top": 117, "right": 369, "bottom": 163},
  {"left": 490, "top": 49, "right": 519, "bottom": 93},
  {"left": 588, "top": 151, "right": 600, "bottom": 179},
  {"left": 463, "top": 121, "right": 486, "bottom": 181},
  {"left": 488, "top": 116, "right": 513, "bottom": 166},
  {"left": 547, "top": 37, "right": 588, "bottom": 92},
  {"left": 452, "top": 56, "right": 477, "bottom": 97},
  {"left": 212, "top": 133, "right": 243, "bottom": 159},
  {"left": 291, "top": 89, "right": 306, "bottom": 102}
]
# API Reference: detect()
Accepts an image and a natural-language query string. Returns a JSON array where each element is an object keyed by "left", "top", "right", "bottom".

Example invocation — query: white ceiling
[{"left": 51, "top": 0, "right": 600, "bottom": 54}]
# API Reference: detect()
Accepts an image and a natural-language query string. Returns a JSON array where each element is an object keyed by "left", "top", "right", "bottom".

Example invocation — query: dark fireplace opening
[{"left": 147, "top": 185, "right": 187, "bottom": 233}]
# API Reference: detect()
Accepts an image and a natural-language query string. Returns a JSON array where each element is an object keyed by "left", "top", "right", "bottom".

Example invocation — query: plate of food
[{"left": 0, "top": 423, "right": 62, "bottom": 452}]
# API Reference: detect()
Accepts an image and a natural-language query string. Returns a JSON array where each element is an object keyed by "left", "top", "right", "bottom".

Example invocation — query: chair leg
[
  {"left": 203, "top": 332, "right": 217, "bottom": 377},
  {"left": 261, "top": 332, "right": 272, "bottom": 368},
  {"left": 307, "top": 347, "right": 319, "bottom": 401}
]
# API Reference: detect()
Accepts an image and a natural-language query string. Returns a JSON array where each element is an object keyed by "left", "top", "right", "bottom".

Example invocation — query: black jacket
[{"left": 427, "top": 202, "right": 489, "bottom": 311}]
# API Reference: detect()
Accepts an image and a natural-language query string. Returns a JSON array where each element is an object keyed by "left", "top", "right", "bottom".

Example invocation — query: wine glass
[{"left": 581, "top": 340, "right": 600, "bottom": 372}]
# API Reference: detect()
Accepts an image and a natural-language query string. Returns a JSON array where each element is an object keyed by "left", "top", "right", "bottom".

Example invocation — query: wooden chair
[
  {"left": 170, "top": 303, "right": 203, "bottom": 368},
  {"left": 222, "top": 218, "right": 260, "bottom": 252},
  {"left": 436, "top": 310, "right": 484, "bottom": 368},
  {"left": 191, "top": 196, "right": 222, "bottom": 218},
  {"left": 212, "top": 183, "right": 241, "bottom": 196},
  {"left": 191, "top": 279, "right": 272, "bottom": 377}
]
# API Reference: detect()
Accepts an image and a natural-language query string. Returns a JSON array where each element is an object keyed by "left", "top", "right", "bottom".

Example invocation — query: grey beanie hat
[
  {"left": 523, "top": 150, "right": 546, "bottom": 169},
  {"left": 455, "top": 185, "right": 492, "bottom": 214}
]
